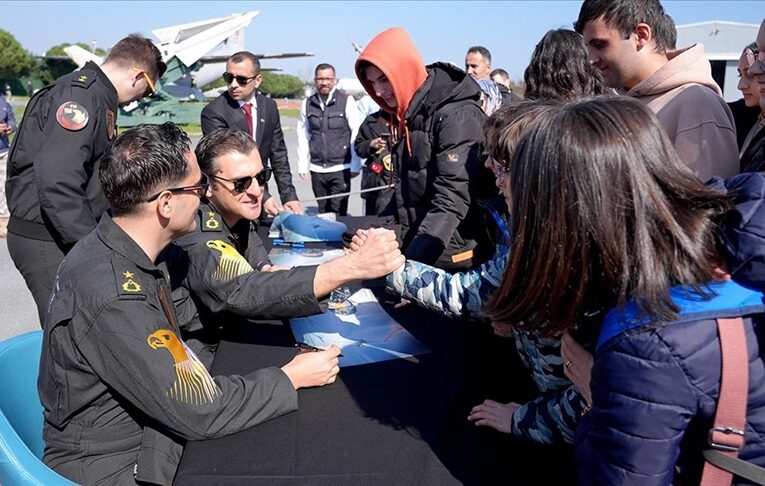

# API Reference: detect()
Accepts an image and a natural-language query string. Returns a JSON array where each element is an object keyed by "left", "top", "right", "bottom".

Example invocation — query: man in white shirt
[{"left": 297, "top": 63, "right": 361, "bottom": 216}]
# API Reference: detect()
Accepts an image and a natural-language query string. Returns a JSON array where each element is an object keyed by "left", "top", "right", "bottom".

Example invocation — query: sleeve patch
[{"left": 56, "top": 101, "right": 89, "bottom": 131}]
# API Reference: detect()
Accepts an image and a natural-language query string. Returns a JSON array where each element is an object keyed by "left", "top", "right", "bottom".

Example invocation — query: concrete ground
[{"left": 0, "top": 115, "right": 366, "bottom": 341}]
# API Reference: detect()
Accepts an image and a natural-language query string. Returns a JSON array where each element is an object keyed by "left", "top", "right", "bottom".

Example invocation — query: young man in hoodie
[
  {"left": 355, "top": 28, "right": 494, "bottom": 271},
  {"left": 575, "top": 0, "right": 739, "bottom": 181}
]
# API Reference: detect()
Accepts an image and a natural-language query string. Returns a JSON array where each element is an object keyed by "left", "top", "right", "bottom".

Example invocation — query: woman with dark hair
[
  {"left": 523, "top": 28, "right": 609, "bottom": 101},
  {"left": 491, "top": 96, "right": 765, "bottom": 484},
  {"left": 738, "top": 41, "right": 765, "bottom": 172}
]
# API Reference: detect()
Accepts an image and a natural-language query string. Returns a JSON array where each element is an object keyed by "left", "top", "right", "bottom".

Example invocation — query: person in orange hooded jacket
[{"left": 355, "top": 28, "right": 495, "bottom": 270}]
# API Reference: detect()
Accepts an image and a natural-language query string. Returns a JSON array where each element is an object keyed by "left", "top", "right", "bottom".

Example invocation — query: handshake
[{"left": 344, "top": 227, "right": 405, "bottom": 280}]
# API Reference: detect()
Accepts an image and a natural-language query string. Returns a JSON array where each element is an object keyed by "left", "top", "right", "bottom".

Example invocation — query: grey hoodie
[{"left": 627, "top": 43, "right": 738, "bottom": 181}]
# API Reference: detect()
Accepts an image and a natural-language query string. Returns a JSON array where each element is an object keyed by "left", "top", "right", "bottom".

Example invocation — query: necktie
[{"left": 242, "top": 102, "right": 253, "bottom": 137}]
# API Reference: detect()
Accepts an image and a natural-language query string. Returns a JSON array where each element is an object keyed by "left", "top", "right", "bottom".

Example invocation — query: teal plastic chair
[{"left": 0, "top": 330, "right": 77, "bottom": 485}]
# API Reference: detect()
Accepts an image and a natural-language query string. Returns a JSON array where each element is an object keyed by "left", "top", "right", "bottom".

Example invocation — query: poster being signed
[{"left": 290, "top": 289, "right": 430, "bottom": 367}]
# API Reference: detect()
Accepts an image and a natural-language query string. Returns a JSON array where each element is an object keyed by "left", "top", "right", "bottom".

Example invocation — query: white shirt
[
  {"left": 297, "top": 87, "right": 361, "bottom": 174},
  {"left": 237, "top": 96, "right": 258, "bottom": 143}
]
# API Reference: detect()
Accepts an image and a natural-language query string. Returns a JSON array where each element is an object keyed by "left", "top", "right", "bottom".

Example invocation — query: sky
[{"left": 3, "top": 1, "right": 764, "bottom": 83}]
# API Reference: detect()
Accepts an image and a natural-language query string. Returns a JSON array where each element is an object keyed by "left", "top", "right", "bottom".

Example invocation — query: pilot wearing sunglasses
[{"left": 162, "top": 128, "right": 404, "bottom": 364}]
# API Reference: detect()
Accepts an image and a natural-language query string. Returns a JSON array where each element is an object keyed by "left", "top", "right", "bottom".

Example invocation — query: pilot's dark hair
[
  {"left": 105, "top": 34, "right": 167, "bottom": 80},
  {"left": 100, "top": 123, "right": 191, "bottom": 215},
  {"left": 314, "top": 63, "right": 336, "bottom": 77},
  {"left": 467, "top": 46, "right": 492, "bottom": 63},
  {"left": 229, "top": 51, "right": 261, "bottom": 75},
  {"left": 574, "top": 0, "right": 675, "bottom": 54},
  {"left": 195, "top": 128, "right": 258, "bottom": 175}
]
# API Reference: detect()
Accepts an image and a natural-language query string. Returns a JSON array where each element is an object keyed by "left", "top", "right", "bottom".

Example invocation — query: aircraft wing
[
  {"left": 62, "top": 45, "right": 104, "bottom": 68},
  {"left": 153, "top": 10, "right": 260, "bottom": 67}
]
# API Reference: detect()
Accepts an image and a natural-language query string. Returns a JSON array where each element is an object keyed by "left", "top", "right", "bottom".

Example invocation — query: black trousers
[
  {"left": 310, "top": 169, "right": 350, "bottom": 216},
  {"left": 7, "top": 232, "right": 66, "bottom": 325}
]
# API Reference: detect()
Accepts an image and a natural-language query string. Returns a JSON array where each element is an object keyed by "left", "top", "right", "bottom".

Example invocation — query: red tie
[{"left": 242, "top": 102, "right": 253, "bottom": 136}]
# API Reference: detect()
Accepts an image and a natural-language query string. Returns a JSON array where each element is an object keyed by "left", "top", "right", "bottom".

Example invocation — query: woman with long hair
[{"left": 491, "top": 96, "right": 765, "bottom": 484}]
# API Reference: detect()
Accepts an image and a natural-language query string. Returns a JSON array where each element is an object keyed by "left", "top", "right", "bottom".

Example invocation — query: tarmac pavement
[{"left": 0, "top": 115, "right": 365, "bottom": 341}]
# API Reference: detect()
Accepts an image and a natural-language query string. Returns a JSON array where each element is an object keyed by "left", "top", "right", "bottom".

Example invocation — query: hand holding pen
[
  {"left": 295, "top": 341, "right": 343, "bottom": 357},
  {"left": 281, "top": 343, "right": 342, "bottom": 389}
]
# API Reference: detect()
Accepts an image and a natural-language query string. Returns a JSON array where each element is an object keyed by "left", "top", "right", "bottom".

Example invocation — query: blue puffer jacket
[{"left": 575, "top": 173, "right": 765, "bottom": 486}]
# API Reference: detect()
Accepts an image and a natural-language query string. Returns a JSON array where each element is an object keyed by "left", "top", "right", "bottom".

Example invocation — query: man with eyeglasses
[
  {"left": 297, "top": 63, "right": 362, "bottom": 216},
  {"left": 6, "top": 33, "right": 166, "bottom": 325},
  {"left": 164, "top": 128, "right": 405, "bottom": 364},
  {"left": 575, "top": 0, "right": 738, "bottom": 181},
  {"left": 202, "top": 51, "right": 302, "bottom": 217},
  {"left": 39, "top": 123, "right": 359, "bottom": 485}
]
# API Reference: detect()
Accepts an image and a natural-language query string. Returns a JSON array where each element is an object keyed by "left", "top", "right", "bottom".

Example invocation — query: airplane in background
[{"left": 62, "top": 10, "right": 313, "bottom": 126}]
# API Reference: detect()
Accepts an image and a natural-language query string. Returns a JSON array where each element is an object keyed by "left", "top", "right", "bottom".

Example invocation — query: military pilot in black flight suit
[
  {"left": 165, "top": 128, "right": 405, "bottom": 364},
  {"left": 6, "top": 34, "right": 166, "bottom": 323}
]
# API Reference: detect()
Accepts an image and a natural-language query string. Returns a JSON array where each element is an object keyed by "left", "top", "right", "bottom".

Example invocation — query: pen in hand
[{"left": 294, "top": 342, "right": 343, "bottom": 357}]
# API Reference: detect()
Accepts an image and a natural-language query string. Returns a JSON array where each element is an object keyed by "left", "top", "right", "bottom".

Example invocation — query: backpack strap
[{"left": 700, "top": 317, "right": 763, "bottom": 485}]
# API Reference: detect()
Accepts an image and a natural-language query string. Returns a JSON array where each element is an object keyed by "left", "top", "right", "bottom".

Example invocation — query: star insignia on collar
[
  {"left": 208, "top": 211, "right": 216, "bottom": 218},
  {"left": 123, "top": 271, "right": 135, "bottom": 279}
]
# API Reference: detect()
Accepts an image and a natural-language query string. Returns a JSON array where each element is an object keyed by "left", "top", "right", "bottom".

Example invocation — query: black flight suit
[
  {"left": 6, "top": 61, "right": 117, "bottom": 323},
  {"left": 39, "top": 215, "right": 299, "bottom": 485},
  {"left": 163, "top": 201, "right": 323, "bottom": 364}
]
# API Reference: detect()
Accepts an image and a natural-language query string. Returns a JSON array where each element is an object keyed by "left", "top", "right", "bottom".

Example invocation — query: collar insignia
[{"left": 122, "top": 271, "right": 142, "bottom": 292}]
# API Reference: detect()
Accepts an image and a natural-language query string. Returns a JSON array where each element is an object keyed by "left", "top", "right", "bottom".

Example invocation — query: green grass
[
  {"left": 279, "top": 108, "right": 300, "bottom": 118},
  {"left": 13, "top": 104, "right": 25, "bottom": 122}
]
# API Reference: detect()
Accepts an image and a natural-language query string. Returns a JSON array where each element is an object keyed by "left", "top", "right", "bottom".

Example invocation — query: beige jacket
[{"left": 627, "top": 44, "right": 738, "bottom": 181}]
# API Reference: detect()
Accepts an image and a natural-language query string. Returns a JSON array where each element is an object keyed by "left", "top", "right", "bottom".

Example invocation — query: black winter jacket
[{"left": 385, "top": 62, "right": 490, "bottom": 270}]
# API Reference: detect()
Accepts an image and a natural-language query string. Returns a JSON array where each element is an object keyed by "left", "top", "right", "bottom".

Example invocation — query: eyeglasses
[
  {"left": 209, "top": 168, "right": 272, "bottom": 193},
  {"left": 132, "top": 65, "right": 157, "bottom": 98},
  {"left": 223, "top": 72, "right": 258, "bottom": 85},
  {"left": 489, "top": 157, "right": 511, "bottom": 181},
  {"left": 745, "top": 47, "right": 765, "bottom": 72},
  {"left": 146, "top": 174, "right": 209, "bottom": 202}
]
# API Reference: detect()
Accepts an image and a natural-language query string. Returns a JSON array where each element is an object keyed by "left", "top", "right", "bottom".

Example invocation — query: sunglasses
[
  {"left": 146, "top": 174, "right": 209, "bottom": 202},
  {"left": 132, "top": 65, "right": 157, "bottom": 98},
  {"left": 209, "top": 168, "right": 272, "bottom": 193},
  {"left": 222, "top": 72, "right": 258, "bottom": 85}
]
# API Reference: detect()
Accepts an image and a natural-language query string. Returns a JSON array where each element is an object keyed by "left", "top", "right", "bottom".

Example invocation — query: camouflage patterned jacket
[{"left": 387, "top": 244, "right": 587, "bottom": 444}]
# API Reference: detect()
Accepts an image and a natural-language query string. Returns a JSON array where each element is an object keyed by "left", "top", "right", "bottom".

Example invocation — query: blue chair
[{"left": 0, "top": 330, "right": 77, "bottom": 485}]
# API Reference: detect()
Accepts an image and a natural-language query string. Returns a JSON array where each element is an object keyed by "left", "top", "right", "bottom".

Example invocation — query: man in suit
[{"left": 201, "top": 51, "right": 302, "bottom": 215}]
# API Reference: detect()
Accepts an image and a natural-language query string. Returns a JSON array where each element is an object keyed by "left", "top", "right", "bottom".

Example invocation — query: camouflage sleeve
[
  {"left": 510, "top": 385, "right": 587, "bottom": 445},
  {"left": 386, "top": 244, "right": 508, "bottom": 319}
]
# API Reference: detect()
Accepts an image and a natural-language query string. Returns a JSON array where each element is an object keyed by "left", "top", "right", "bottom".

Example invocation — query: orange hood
[{"left": 355, "top": 28, "right": 427, "bottom": 122}]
